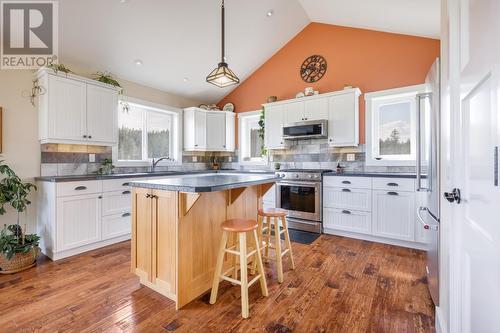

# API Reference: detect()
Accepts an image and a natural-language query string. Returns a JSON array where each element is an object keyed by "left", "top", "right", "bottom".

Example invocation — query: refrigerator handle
[{"left": 416, "top": 93, "right": 431, "bottom": 192}]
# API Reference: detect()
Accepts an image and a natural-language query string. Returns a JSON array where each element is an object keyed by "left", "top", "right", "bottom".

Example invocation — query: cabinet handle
[
  {"left": 387, "top": 191, "right": 399, "bottom": 196},
  {"left": 342, "top": 188, "right": 351, "bottom": 192},
  {"left": 145, "top": 194, "right": 151, "bottom": 198},
  {"left": 329, "top": 138, "right": 333, "bottom": 142},
  {"left": 151, "top": 194, "right": 158, "bottom": 199},
  {"left": 83, "top": 135, "right": 87, "bottom": 138},
  {"left": 88, "top": 135, "right": 92, "bottom": 139},
  {"left": 98, "top": 195, "right": 102, "bottom": 199},
  {"left": 387, "top": 182, "right": 399, "bottom": 187},
  {"left": 122, "top": 212, "right": 131, "bottom": 217},
  {"left": 342, "top": 210, "right": 351, "bottom": 215},
  {"left": 194, "top": 144, "right": 198, "bottom": 147},
  {"left": 122, "top": 182, "right": 130, "bottom": 187},
  {"left": 122, "top": 190, "right": 131, "bottom": 195},
  {"left": 341, "top": 180, "right": 351, "bottom": 184},
  {"left": 74, "top": 186, "right": 87, "bottom": 191}
]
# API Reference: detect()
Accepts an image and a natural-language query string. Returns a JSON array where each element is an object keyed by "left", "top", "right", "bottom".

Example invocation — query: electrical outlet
[
  {"left": 346, "top": 153, "right": 355, "bottom": 162},
  {"left": 228, "top": 156, "right": 232, "bottom": 162},
  {"left": 89, "top": 154, "right": 96, "bottom": 163},
  {"left": 192, "top": 156, "right": 197, "bottom": 162},
  {"left": 269, "top": 155, "right": 274, "bottom": 162}
]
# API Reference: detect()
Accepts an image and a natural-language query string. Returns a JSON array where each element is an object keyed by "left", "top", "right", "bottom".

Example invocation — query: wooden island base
[{"left": 131, "top": 183, "right": 273, "bottom": 309}]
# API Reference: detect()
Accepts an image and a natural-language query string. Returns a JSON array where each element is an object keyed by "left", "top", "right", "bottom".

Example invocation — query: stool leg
[
  {"left": 239, "top": 232, "right": 249, "bottom": 318},
  {"left": 251, "top": 215, "right": 264, "bottom": 274},
  {"left": 282, "top": 216, "right": 295, "bottom": 270},
  {"left": 274, "top": 217, "right": 284, "bottom": 283},
  {"left": 265, "top": 216, "right": 271, "bottom": 261},
  {"left": 253, "top": 229, "right": 268, "bottom": 297},
  {"left": 210, "top": 230, "right": 229, "bottom": 304},
  {"left": 233, "top": 232, "right": 239, "bottom": 282}
]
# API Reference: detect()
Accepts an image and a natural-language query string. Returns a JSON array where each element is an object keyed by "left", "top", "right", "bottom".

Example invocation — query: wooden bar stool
[
  {"left": 210, "top": 219, "right": 268, "bottom": 318},
  {"left": 257, "top": 208, "right": 295, "bottom": 283}
]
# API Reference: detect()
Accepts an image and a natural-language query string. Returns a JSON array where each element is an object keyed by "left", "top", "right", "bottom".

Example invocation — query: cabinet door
[
  {"left": 323, "top": 208, "right": 371, "bottom": 234},
  {"left": 225, "top": 112, "right": 236, "bottom": 152},
  {"left": 206, "top": 112, "right": 226, "bottom": 151},
  {"left": 285, "top": 101, "right": 305, "bottom": 123},
  {"left": 305, "top": 98, "right": 329, "bottom": 121},
  {"left": 47, "top": 75, "right": 86, "bottom": 141},
  {"left": 328, "top": 92, "right": 359, "bottom": 147},
  {"left": 132, "top": 189, "right": 153, "bottom": 282},
  {"left": 56, "top": 193, "right": 101, "bottom": 251},
  {"left": 102, "top": 212, "right": 131, "bottom": 240},
  {"left": 194, "top": 111, "right": 207, "bottom": 149},
  {"left": 86, "top": 84, "right": 118, "bottom": 144},
  {"left": 372, "top": 190, "right": 415, "bottom": 241},
  {"left": 264, "top": 105, "right": 286, "bottom": 149}
]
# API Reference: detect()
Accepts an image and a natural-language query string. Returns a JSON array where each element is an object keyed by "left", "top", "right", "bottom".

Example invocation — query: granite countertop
[
  {"left": 35, "top": 169, "right": 276, "bottom": 182},
  {"left": 130, "top": 174, "right": 279, "bottom": 192},
  {"left": 323, "top": 172, "right": 418, "bottom": 179}
]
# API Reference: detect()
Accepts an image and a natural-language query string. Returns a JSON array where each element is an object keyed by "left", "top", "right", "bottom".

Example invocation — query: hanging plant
[
  {"left": 93, "top": 71, "right": 124, "bottom": 94},
  {"left": 258, "top": 108, "right": 267, "bottom": 156}
]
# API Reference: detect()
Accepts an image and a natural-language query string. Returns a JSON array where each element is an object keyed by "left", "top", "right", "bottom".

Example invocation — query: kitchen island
[{"left": 130, "top": 174, "right": 278, "bottom": 309}]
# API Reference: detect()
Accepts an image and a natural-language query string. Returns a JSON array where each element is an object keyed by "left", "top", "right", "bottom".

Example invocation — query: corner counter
[{"left": 130, "top": 174, "right": 278, "bottom": 309}]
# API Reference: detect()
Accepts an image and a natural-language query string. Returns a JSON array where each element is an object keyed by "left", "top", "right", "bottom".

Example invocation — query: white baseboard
[
  {"left": 323, "top": 228, "right": 427, "bottom": 250},
  {"left": 41, "top": 234, "right": 131, "bottom": 261}
]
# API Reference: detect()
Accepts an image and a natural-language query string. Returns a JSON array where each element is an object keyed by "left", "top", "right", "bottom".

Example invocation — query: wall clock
[{"left": 300, "top": 55, "right": 327, "bottom": 83}]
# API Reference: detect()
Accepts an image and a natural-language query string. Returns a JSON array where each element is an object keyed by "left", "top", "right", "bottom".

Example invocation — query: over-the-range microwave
[{"left": 282, "top": 119, "right": 328, "bottom": 140}]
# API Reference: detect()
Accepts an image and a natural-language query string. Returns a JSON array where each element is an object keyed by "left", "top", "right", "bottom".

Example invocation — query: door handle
[
  {"left": 444, "top": 188, "right": 461, "bottom": 204},
  {"left": 494, "top": 146, "right": 498, "bottom": 186}
]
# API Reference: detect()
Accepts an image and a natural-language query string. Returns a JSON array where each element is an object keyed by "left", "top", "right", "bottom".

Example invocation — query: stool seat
[
  {"left": 258, "top": 208, "right": 287, "bottom": 217},
  {"left": 221, "top": 219, "right": 258, "bottom": 232}
]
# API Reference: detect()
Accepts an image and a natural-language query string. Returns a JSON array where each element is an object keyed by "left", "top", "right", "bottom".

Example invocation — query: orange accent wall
[{"left": 218, "top": 23, "right": 440, "bottom": 145}]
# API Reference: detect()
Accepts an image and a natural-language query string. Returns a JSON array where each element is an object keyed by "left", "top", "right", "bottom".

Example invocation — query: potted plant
[{"left": 0, "top": 161, "right": 39, "bottom": 274}]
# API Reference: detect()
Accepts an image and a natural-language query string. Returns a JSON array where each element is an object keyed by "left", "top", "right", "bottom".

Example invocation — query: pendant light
[{"left": 206, "top": 0, "right": 240, "bottom": 88}]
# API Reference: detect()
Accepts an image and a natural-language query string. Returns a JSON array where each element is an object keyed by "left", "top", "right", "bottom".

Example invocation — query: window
[
  {"left": 238, "top": 111, "right": 267, "bottom": 165},
  {"left": 115, "top": 98, "right": 181, "bottom": 165},
  {"left": 365, "top": 85, "right": 425, "bottom": 166}
]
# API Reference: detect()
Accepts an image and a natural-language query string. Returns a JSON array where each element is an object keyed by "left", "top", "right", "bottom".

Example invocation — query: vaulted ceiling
[{"left": 58, "top": 0, "right": 440, "bottom": 104}]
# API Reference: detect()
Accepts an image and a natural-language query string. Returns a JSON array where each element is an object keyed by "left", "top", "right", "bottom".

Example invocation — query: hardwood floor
[{"left": 0, "top": 235, "right": 435, "bottom": 333}]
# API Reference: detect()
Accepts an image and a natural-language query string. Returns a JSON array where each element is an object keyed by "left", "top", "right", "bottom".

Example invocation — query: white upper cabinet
[
  {"left": 263, "top": 88, "right": 361, "bottom": 148},
  {"left": 328, "top": 90, "right": 361, "bottom": 147},
  {"left": 264, "top": 104, "right": 286, "bottom": 149},
  {"left": 86, "top": 84, "right": 117, "bottom": 144},
  {"left": 183, "top": 107, "right": 235, "bottom": 152},
  {"left": 37, "top": 68, "right": 119, "bottom": 145}
]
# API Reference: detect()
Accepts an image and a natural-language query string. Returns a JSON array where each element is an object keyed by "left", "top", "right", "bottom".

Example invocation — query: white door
[
  {"left": 285, "top": 101, "right": 305, "bottom": 123},
  {"left": 206, "top": 112, "right": 226, "bottom": 150},
  {"left": 372, "top": 190, "right": 415, "bottom": 241},
  {"left": 86, "top": 84, "right": 118, "bottom": 144},
  {"left": 446, "top": 0, "right": 500, "bottom": 331},
  {"left": 304, "top": 98, "right": 329, "bottom": 121},
  {"left": 194, "top": 110, "right": 207, "bottom": 149},
  {"left": 56, "top": 193, "right": 101, "bottom": 251},
  {"left": 265, "top": 105, "right": 285, "bottom": 149},
  {"left": 328, "top": 92, "right": 359, "bottom": 147},
  {"left": 48, "top": 75, "right": 86, "bottom": 141}
]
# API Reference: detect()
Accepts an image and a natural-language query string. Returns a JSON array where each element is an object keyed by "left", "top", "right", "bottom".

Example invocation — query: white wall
[{"left": 0, "top": 65, "right": 202, "bottom": 233}]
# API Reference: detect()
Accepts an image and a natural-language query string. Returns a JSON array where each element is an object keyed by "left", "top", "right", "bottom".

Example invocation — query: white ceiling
[
  {"left": 298, "top": 0, "right": 440, "bottom": 39},
  {"left": 58, "top": 0, "right": 440, "bottom": 104}
]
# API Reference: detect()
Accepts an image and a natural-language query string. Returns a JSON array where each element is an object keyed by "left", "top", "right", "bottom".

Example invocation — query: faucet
[{"left": 151, "top": 156, "right": 171, "bottom": 172}]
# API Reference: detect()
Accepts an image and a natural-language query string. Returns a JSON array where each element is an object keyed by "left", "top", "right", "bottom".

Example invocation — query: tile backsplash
[{"left": 40, "top": 140, "right": 415, "bottom": 177}]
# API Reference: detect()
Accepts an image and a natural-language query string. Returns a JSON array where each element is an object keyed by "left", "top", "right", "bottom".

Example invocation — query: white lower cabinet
[
  {"left": 323, "top": 176, "right": 422, "bottom": 249},
  {"left": 372, "top": 190, "right": 415, "bottom": 241},
  {"left": 56, "top": 193, "right": 101, "bottom": 251},
  {"left": 102, "top": 212, "right": 131, "bottom": 240}
]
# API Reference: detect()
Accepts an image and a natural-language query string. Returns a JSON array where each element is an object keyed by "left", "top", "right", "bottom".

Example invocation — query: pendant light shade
[{"left": 206, "top": 0, "right": 240, "bottom": 88}]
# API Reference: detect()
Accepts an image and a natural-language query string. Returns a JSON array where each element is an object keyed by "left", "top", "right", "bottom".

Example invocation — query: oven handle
[{"left": 277, "top": 181, "right": 320, "bottom": 187}]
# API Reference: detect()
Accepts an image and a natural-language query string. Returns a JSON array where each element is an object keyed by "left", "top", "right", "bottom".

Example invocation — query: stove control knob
[
  {"left": 313, "top": 174, "right": 319, "bottom": 179},
  {"left": 308, "top": 175, "right": 313, "bottom": 179},
  {"left": 295, "top": 174, "right": 300, "bottom": 178},
  {"left": 281, "top": 173, "right": 286, "bottom": 178}
]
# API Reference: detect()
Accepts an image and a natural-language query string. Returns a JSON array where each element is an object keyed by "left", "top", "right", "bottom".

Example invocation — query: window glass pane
[
  {"left": 378, "top": 101, "right": 411, "bottom": 155},
  {"left": 250, "top": 128, "right": 263, "bottom": 158},
  {"left": 147, "top": 112, "right": 171, "bottom": 159},
  {"left": 118, "top": 106, "right": 143, "bottom": 160}
]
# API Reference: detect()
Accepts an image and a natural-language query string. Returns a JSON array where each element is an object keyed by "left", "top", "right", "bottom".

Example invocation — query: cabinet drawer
[
  {"left": 57, "top": 180, "right": 102, "bottom": 197},
  {"left": 102, "top": 178, "right": 135, "bottom": 192},
  {"left": 372, "top": 178, "right": 415, "bottom": 192},
  {"left": 323, "top": 187, "right": 372, "bottom": 211},
  {"left": 323, "top": 176, "right": 372, "bottom": 189},
  {"left": 323, "top": 208, "right": 371, "bottom": 234},
  {"left": 102, "top": 212, "right": 131, "bottom": 240},
  {"left": 102, "top": 190, "right": 132, "bottom": 216}
]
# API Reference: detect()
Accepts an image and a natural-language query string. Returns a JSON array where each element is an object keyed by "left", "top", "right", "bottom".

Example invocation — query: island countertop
[{"left": 130, "top": 173, "right": 279, "bottom": 192}]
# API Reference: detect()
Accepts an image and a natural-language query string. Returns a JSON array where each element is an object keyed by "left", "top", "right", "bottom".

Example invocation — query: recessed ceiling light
[
  {"left": 134, "top": 59, "right": 143, "bottom": 66},
  {"left": 183, "top": 77, "right": 189, "bottom": 82},
  {"left": 266, "top": 10, "right": 274, "bottom": 17}
]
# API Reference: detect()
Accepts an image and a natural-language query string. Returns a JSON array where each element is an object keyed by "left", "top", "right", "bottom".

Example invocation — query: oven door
[{"left": 276, "top": 181, "right": 321, "bottom": 221}]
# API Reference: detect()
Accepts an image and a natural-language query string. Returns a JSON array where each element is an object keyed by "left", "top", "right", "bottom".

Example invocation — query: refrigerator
[{"left": 416, "top": 58, "right": 440, "bottom": 306}]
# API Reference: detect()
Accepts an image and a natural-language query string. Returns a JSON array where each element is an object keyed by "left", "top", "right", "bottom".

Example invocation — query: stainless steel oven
[{"left": 275, "top": 169, "right": 331, "bottom": 233}]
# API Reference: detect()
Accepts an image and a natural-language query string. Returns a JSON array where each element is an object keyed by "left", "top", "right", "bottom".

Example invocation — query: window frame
[
  {"left": 365, "top": 84, "right": 426, "bottom": 166},
  {"left": 238, "top": 110, "right": 268, "bottom": 166},
  {"left": 113, "top": 96, "right": 183, "bottom": 167}
]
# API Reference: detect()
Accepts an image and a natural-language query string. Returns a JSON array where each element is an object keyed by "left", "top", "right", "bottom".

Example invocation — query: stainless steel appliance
[
  {"left": 416, "top": 58, "right": 440, "bottom": 306},
  {"left": 282, "top": 120, "right": 328, "bottom": 140},
  {"left": 275, "top": 169, "right": 332, "bottom": 233}
]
